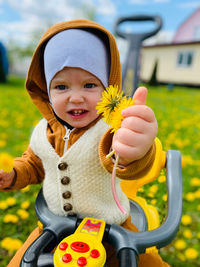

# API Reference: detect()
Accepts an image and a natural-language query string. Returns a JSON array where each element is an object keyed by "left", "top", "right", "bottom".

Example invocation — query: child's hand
[
  {"left": 0, "top": 169, "right": 15, "bottom": 189},
  {"left": 112, "top": 87, "right": 158, "bottom": 166}
]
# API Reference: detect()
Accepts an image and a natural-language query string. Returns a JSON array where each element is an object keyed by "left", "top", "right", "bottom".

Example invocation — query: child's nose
[{"left": 68, "top": 90, "right": 84, "bottom": 103}]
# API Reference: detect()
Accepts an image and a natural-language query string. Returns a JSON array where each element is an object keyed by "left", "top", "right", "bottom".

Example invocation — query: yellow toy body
[
  {"left": 121, "top": 138, "right": 166, "bottom": 253},
  {"left": 54, "top": 217, "right": 106, "bottom": 267}
]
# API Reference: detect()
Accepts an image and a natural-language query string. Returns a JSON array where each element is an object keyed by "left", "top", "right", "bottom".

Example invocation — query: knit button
[
  {"left": 63, "top": 203, "right": 72, "bottom": 211},
  {"left": 61, "top": 176, "right": 70, "bottom": 185},
  {"left": 62, "top": 191, "right": 71, "bottom": 199},
  {"left": 68, "top": 211, "right": 76, "bottom": 216},
  {"left": 58, "top": 162, "right": 68, "bottom": 170}
]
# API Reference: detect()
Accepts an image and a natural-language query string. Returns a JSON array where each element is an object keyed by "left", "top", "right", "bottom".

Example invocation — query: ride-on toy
[{"left": 20, "top": 150, "right": 182, "bottom": 267}]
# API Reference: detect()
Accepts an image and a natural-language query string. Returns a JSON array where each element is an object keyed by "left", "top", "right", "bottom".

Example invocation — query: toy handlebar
[
  {"left": 114, "top": 15, "right": 162, "bottom": 95},
  {"left": 108, "top": 150, "right": 182, "bottom": 265},
  {"left": 115, "top": 15, "right": 162, "bottom": 41},
  {"left": 20, "top": 150, "right": 182, "bottom": 267}
]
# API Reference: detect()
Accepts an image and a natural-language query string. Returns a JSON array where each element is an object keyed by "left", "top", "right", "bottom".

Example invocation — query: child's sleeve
[
  {"left": 3, "top": 145, "right": 44, "bottom": 191},
  {"left": 98, "top": 129, "right": 157, "bottom": 180}
]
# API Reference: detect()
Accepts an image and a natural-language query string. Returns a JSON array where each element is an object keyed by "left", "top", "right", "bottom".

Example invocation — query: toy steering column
[{"left": 54, "top": 217, "right": 106, "bottom": 267}]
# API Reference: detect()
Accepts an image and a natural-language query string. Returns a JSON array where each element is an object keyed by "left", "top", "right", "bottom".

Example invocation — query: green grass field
[{"left": 0, "top": 77, "right": 200, "bottom": 266}]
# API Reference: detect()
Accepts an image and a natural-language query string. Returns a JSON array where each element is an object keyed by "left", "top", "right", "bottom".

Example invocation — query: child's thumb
[{"left": 133, "top": 87, "right": 147, "bottom": 105}]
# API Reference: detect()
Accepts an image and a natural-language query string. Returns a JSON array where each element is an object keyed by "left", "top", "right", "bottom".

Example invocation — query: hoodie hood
[{"left": 25, "top": 19, "right": 122, "bottom": 125}]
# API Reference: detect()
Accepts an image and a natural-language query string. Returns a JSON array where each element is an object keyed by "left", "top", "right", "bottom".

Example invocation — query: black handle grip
[
  {"left": 20, "top": 231, "right": 56, "bottom": 267},
  {"left": 115, "top": 15, "right": 162, "bottom": 41},
  {"left": 118, "top": 248, "right": 138, "bottom": 267}
]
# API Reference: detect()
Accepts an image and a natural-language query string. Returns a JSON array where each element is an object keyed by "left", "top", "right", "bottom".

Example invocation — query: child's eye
[
  {"left": 55, "top": 85, "right": 68, "bottom": 90},
  {"left": 84, "top": 83, "right": 96, "bottom": 88}
]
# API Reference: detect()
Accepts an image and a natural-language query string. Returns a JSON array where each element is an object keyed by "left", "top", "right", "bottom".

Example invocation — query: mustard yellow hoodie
[{"left": 5, "top": 19, "right": 155, "bottom": 191}]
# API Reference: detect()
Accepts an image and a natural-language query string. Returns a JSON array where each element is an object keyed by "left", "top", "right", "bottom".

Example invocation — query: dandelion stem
[
  {"left": 106, "top": 150, "right": 115, "bottom": 159},
  {"left": 111, "top": 154, "right": 127, "bottom": 214}
]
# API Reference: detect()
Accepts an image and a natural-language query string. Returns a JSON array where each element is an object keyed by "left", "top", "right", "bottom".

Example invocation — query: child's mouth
[{"left": 68, "top": 109, "right": 88, "bottom": 117}]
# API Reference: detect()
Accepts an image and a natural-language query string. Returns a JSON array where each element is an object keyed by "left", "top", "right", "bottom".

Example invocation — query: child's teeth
[{"left": 73, "top": 110, "right": 83, "bottom": 114}]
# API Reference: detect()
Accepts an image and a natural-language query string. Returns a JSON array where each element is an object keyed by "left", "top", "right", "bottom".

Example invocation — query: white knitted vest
[{"left": 30, "top": 119, "right": 130, "bottom": 225}]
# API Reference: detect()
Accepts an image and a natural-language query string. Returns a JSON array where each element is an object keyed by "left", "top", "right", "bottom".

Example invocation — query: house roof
[
  {"left": 143, "top": 40, "right": 200, "bottom": 48},
  {"left": 172, "top": 8, "right": 200, "bottom": 43}
]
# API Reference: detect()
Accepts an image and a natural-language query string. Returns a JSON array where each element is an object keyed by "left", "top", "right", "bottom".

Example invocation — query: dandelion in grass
[
  {"left": 96, "top": 85, "right": 123, "bottom": 124},
  {"left": 174, "top": 239, "right": 186, "bottom": 250},
  {"left": 185, "top": 248, "right": 198, "bottom": 260},
  {"left": 6, "top": 197, "right": 16, "bottom": 206},
  {"left": 17, "top": 209, "right": 29, "bottom": 220},
  {"left": 0, "top": 152, "right": 14, "bottom": 172},
  {"left": 181, "top": 214, "right": 192, "bottom": 225},
  {"left": 3, "top": 214, "right": 19, "bottom": 223},
  {"left": 1, "top": 237, "right": 23, "bottom": 252}
]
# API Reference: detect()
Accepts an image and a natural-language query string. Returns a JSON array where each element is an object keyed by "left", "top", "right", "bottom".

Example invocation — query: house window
[
  {"left": 193, "top": 26, "right": 200, "bottom": 40},
  {"left": 177, "top": 51, "right": 194, "bottom": 67}
]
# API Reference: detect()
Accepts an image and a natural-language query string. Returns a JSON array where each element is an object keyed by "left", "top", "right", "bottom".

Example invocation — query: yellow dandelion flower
[
  {"left": 1, "top": 237, "right": 23, "bottom": 252},
  {"left": 96, "top": 85, "right": 123, "bottom": 124},
  {"left": 149, "top": 185, "right": 158, "bottom": 194},
  {"left": 190, "top": 177, "right": 200, "bottom": 187},
  {"left": 21, "top": 185, "right": 30, "bottom": 193},
  {"left": 21, "top": 201, "right": 30, "bottom": 209},
  {"left": 194, "top": 190, "right": 200, "bottom": 198},
  {"left": 185, "top": 192, "right": 195, "bottom": 202},
  {"left": 197, "top": 232, "right": 200, "bottom": 239},
  {"left": 17, "top": 209, "right": 29, "bottom": 220},
  {"left": 0, "top": 201, "right": 8, "bottom": 210},
  {"left": 0, "top": 153, "right": 14, "bottom": 172},
  {"left": 174, "top": 239, "right": 186, "bottom": 250},
  {"left": 151, "top": 199, "right": 157, "bottom": 205},
  {"left": 3, "top": 214, "right": 19, "bottom": 223},
  {"left": 148, "top": 192, "right": 154, "bottom": 198},
  {"left": 183, "top": 229, "right": 192, "bottom": 239},
  {"left": 138, "top": 187, "right": 144, "bottom": 193},
  {"left": 6, "top": 197, "right": 17, "bottom": 206},
  {"left": 158, "top": 175, "right": 166, "bottom": 183},
  {"left": 181, "top": 214, "right": 192, "bottom": 225},
  {"left": 162, "top": 194, "right": 167, "bottom": 202},
  {"left": 0, "top": 140, "right": 6, "bottom": 147},
  {"left": 110, "top": 96, "right": 135, "bottom": 133},
  {"left": 185, "top": 248, "right": 198, "bottom": 260}
]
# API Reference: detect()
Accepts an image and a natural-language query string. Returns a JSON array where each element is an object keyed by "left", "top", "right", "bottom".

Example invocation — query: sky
[{"left": 0, "top": 0, "right": 200, "bottom": 48}]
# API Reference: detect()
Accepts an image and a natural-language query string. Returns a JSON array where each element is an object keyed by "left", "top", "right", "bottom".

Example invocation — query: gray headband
[{"left": 44, "top": 29, "right": 110, "bottom": 96}]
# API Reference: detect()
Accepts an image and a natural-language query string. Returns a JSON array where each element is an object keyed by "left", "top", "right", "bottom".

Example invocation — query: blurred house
[
  {"left": 140, "top": 8, "right": 200, "bottom": 87},
  {"left": 172, "top": 8, "right": 200, "bottom": 43}
]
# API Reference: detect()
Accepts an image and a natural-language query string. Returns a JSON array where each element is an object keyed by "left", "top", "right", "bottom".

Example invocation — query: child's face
[{"left": 50, "top": 67, "right": 105, "bottom": 128}]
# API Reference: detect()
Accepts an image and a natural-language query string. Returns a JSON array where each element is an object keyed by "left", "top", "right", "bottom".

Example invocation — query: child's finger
[{"left": 133, "top": 87, "right": 147, "bottom": 105}]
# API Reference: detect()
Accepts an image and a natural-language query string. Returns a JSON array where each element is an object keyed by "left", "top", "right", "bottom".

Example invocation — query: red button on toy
[
  {"left": 77, "top": 257, "right": 87, "bottom": 266},
  {"left": 62, "top": 253, "right": 72, "bottom": 263},
  {"left": 59, "top": 242, "right": 68, "bottom": 251},
  {"left": 90, "top": 249, "right": 100, "bottom": 258},
  {"left": 71, "top": 241, "right": 90, "bottom": 253}
]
